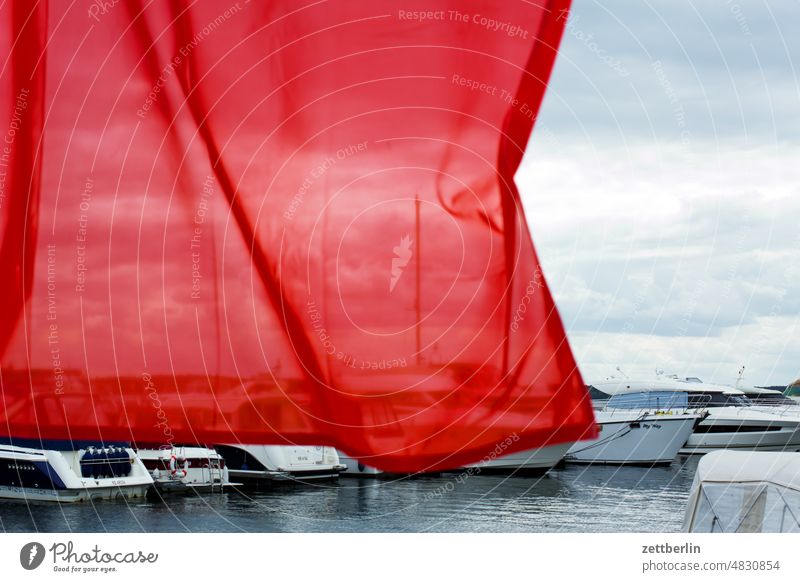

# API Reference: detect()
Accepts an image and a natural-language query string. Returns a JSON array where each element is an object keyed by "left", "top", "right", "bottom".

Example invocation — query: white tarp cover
[{"left": 684, "top": 451, "right": 800, "bottom": 532}]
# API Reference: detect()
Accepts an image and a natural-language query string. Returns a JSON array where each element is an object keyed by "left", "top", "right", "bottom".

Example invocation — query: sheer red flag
[{"left": 0, "top": 0, "right": 595, "bottom": 472}]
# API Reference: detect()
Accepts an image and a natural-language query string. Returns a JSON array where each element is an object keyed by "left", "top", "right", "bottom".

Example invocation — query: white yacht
[
  {"left": 683, "top": 450, "right": 800, "bottom": 532},
  {"left": 0, "top": 439, "right": 153, "bottom": 502},
  {"left": 137, "top": 445, "right": 234, "bottom": 494},
  {"left": 565, "top": 401, "right": 701, "bottom": 466},
  {"left": 461, "top": 442, "right": 573, "bottom": 474},
  {"left": 340, "top": 442, "right": 573, "bottom": 477},
  {"left": 215, "top": 444, "right": 346, "bottom": 482},
  {"left": 592, "top": 377, "right": 800, "bottom": 453}
]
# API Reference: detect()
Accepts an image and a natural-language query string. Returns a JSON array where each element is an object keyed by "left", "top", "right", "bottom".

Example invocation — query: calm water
[{"left": 0, "top": 457, "right": 699, "bottom": 533}]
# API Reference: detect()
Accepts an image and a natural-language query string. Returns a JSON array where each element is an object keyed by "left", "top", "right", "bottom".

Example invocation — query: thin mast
[{"left": 415, "top": 193, "right": 421, "bottom": 366}]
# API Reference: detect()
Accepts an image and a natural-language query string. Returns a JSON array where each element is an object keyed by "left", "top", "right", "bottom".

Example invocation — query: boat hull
[
  {"left": 137, "top": 446, "right": 234, "bottom": 495},
  {"left": 0, "top": 484, "right": 151, "bottom": 502},
  {"left": 459, "top": 442, "right": 573, "bottom": 475},
  {"left": 0, "top": 444, "right": 153, "bottom": 503},
  {"left": 566, "top": 412, "right": 698, "bottom": 465},
  {"left": 216, "top": 444, "right": 345, "bottom": 482},
  {"left": 681, "top": 429, "right": 800, "bottom": 453},
  {"left": 680, "top": 409, "right": 800, "bottom": 454}
]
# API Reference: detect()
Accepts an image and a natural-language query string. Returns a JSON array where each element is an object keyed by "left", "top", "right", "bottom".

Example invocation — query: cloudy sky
[{"left": 518, "top": 0, "right": 799, "bottom": 386}]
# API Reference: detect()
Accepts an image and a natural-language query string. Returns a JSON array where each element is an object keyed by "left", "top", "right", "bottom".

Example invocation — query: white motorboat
[
  {"left": 137, "top": 445, "right": 234, "bottom": 494},
  {"left": 215, "top": 444, "right": 346, "bottom": 482},
  {"left": 460, "top": 442, "right": 573, "bottom": 475},
  {"left": 0, "top": 438, "right": 153, "bottom": 502},
  {"left": 340, "top": 442, "right": 573, "bottom": 477},
  {"left": 565, "top": 406, "right": 701, "bottom": 466},
  {"left": 592, "top": 377, "right": 800, "bottom": 453},
  {"left": 683, "top": 450, "right": 800, "bottom": 532}
]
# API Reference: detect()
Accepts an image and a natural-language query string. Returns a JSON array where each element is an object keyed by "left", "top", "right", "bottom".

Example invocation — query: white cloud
[
  {"left": 517, "top": 142, "right": 800, "bottom": 385},
  {"left": 508, "top": 0, "right": 799, "bottom": 386}
]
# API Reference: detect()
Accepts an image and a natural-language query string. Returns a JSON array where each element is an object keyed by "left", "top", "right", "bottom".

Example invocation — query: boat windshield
[{"left": 606, "top": 391, "right": 689, "bottom": 410}]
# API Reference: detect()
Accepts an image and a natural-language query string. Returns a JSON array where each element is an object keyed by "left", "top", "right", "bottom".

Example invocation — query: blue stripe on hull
[
  {"left": 0, "top": 458, "right": 68, "bottom": 490},
  {"left": 0, "top": 436, "right": 130, "bottom": 451}
]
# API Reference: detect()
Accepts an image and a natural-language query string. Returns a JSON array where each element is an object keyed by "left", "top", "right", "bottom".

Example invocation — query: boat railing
[
  {"left": 599, "top": 406, "right": 705, "bottom": 419},
  {"left": 205, "top": 460, "right": 227, "bottom": 491},
  {"left": 599, "top": 393, "right": 712, "bottom": 417},
  {"left": 748, "top": 397, "right": 800, "bottom": 407},
  {"left": 748, "top": 402, "right": 800, "bottom": 417}
]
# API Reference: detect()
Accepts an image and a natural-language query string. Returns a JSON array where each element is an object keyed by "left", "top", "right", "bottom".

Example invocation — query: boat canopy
[{"left": 683, "top": 450, "right": 800, "bottom": 533}]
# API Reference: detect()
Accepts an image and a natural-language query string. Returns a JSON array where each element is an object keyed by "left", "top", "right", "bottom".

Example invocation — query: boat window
[
  {"left": 785, "top": 386, "right": 800, "bottom": 398},
  {"left": 725, "top": 395, "right": 753, "bottom": 407},
  {"left": 606, "top": 391, "right": 688, "bottom": 410},
  {"left": 693, "top": 424, "right": 781, "bottom": 434}
]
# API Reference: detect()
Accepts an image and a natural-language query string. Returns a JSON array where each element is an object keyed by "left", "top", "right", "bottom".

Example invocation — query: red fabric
[{"left": 0, "top": 0, "right": 595, "bottom": 472}]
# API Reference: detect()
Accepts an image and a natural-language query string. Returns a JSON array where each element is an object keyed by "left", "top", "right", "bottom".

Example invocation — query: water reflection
[{"left": 0, "top": 457, "right": 700, "bottom": 533}]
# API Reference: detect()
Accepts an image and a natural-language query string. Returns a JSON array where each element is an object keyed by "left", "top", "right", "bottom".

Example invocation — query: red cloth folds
[{"left": 0, "top": 0, "right": 595, "bottom": 472}]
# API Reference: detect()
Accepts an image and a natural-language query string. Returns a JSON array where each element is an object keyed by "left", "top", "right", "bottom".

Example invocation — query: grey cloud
[{"left": 540, "top": 0, "right": 800, "bottom": 142}]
